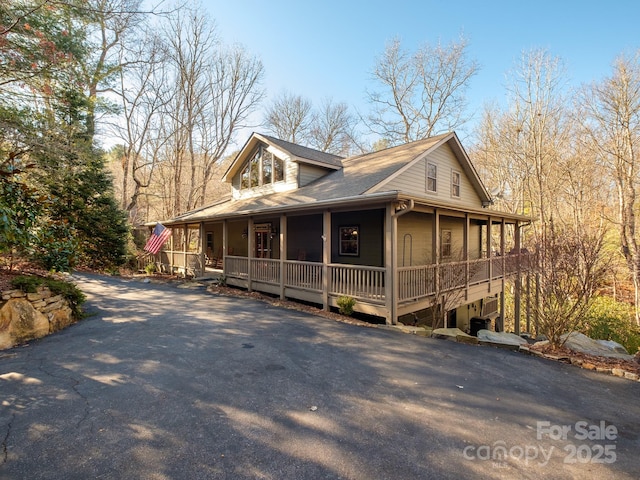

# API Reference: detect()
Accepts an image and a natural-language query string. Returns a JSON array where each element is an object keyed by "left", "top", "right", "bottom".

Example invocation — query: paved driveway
[{"left": 1, "top": 273, "right": 639, "bottom": 479}]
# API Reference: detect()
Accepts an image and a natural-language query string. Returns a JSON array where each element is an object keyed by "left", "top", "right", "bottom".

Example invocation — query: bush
[
  {"left": 579, "top": 296, "right": 640, "bottom": 354},
  {"left": 337, "top": 296, "right": 356, "bottom": 316},
  {"left": 144, "top": 263, "right": 157, "bottom": 275},
  {"left": 11, "top": 275, "right": 86, "bottom": 319}
]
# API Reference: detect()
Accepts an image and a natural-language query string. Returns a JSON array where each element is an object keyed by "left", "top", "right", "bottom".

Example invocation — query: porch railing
[
  {"left": 223, "top": 253, "right": 531, "bottom": 305},
  {"left": 398, "top": 253, "right": 531, "bottom": 302},
  {"left": 329, "top": 264, "right": 385, "bottom": 302},
  {"left": 285, "top": 260, "right": 323, "bottom": 291}
]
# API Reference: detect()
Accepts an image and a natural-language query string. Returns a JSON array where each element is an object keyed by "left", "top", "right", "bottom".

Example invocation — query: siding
[
  {"left": 331, "top": 209, "right": 384, "bottom": 267},
  {"left": 397, "top": 212, "right": 433, "bottom": 266},
  {"left": 299, "top": 164, "right": 331, "bottom": 186},
  {"left": 385, "top": 144, "right": 483, "bottom": 209}
]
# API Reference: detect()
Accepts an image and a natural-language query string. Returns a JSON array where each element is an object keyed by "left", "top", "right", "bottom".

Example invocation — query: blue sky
[{"left": 204, "top": 0, "right": 640, "bottom": 142}]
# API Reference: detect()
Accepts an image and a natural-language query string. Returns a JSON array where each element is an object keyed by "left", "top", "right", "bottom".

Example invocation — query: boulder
[
  {"left": 477, "top": 330, "right": 529, "bottom": 348},
  {"left": 562, "top": 332, "right": 633, "bottom": 360},
  {"left": 49, "top": 306, "right": 74, "bottom": 333},
  {"left": 0, "top": 298, "right": 49, "bottom": 349},
  {"left": 595, "top": 339, "right": 629, "bottom": 355},
  {"left": 432, "top": 328, "right": 479, "bottom": 344}
]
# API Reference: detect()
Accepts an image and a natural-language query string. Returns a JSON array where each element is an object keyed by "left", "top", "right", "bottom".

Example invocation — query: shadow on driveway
[{"left": 1, "top": 273, "right": 639, "bottom": 479}]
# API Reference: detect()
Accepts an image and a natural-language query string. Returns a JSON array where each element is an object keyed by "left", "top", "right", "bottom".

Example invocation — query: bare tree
[
  {"left": 264, "top": 91, "right": 314, "bottom": 144},
  {"left": 532, "top": 221, "right": 609, "bottom": 347},
  {"left": 366, "top": 35, "right": 479, "bottom": 145},
  {"left": 576, "top": 51, "right": 640, "bottom": 324},
  {"left": 308, "top": 97, "right": 356, "bottom": 156}
]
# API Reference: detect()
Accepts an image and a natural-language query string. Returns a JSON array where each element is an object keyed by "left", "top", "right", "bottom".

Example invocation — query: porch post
[
  {"left": 183, "top": 224, "right": 188, "bottom": 278},
  {"left": 500, "top": 219, "right": 506, "bottom": 331},
  {"left": 322, "top": 210, "right": 331, "bottom": 311},
  {"left": 384, "top": 204, "right": 396, "bottom": 325},
  {"left": 199, "top": 222, "right": 206, "bottom": 277},
  {"left": 464, "top": 213, "right": 470, "bottom": 300},
  {"left": 247, "top": 218, "right": 254, "bottom": 292},
  {"left": 222, "top": 219, "right": 228, "bottom": 274},
  {"left": 486, "top": 215, "right": 493, "bottom": 292},
  {"left": 280, "top": 215, "right": 287, "bottom": 300},
  {"left": 514, "top": 221, "right": 522, "bottom": 335}
]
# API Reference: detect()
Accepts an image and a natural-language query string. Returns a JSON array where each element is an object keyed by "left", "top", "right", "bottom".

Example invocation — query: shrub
[
  {"left": 579, "top": 296, "right": 640, "bottom": 354},
  {"left": 337, "top": 296, "right": 356, "bottom": 316},
  {"left": 144, "top": 263, "right": 157, "bottom": 275},
  {"left": 11, "top": 275, "right": 86, "bottom": 319}
]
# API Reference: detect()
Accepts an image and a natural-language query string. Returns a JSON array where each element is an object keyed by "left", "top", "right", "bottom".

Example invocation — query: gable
[{"left": 381, "top": 143, "right": 483, "bottom": 208}]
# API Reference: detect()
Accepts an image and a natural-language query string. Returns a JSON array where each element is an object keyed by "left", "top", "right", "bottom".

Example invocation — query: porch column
[
  {"left": 464, "top": 214, "right": 470, "bottom": 300},
  {"left": 183, "top": 224, "right": 188, "bottom": 278},
  {"left": 322, "top": 210, "right": 331, "bottom": 311},
  {"left": 486, "top": 215, "right": 493, "bottom": 292},
  {"left": 247, "top": 218, "right": 254, "bottom": 292},
  {"left": 222, "top": 220, "right": 228, "bottom": 274},
  {"left": 199, "top": 222, "right": 206, "bottom": 277},
  {"left": 500, "top": 219, "right": 506, "bottom": 331},
  {"left": 280, "top": 215, "right": 287, "bottom": 300},
  {"left": 384, "top": 204, "right": 396, "bottom": 325},
  {"left": 514, "top": 221, "right": 522, "bottom": 335}
]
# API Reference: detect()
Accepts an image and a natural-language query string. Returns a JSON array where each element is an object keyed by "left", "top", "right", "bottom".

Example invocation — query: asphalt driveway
[{"left": 1, "top": 273, "right": 639, "bottom": 479}]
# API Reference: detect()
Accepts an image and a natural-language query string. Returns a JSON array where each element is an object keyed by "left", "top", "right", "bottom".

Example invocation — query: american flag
[{"left": 144, "top": 223, "right": 171, "bottom": 254}]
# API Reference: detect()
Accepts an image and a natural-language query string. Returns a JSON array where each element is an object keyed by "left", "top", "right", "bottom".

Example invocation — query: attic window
[
  {"left": 452, "top": 170, "right": 461, "bottom": 198},
  {"left": 240, "top": 145, "right": 285, "bottom": 190},
  {"left": 427, "top": 162, "right": 437, "bottom": 192}
]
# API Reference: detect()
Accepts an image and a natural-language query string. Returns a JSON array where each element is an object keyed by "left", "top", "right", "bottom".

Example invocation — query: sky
[{"left": 202, "top": 0, "right": 640, "bottom": 145}]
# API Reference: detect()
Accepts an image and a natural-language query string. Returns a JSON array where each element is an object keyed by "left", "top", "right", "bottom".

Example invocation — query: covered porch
[{"left": 153, "top": 199, "right": 530, "bottom": 328}]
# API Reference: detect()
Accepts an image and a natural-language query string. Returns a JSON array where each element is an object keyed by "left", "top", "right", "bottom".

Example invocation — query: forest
[{"left": 1, "top": 1, "right": 639, "bottom": 351}]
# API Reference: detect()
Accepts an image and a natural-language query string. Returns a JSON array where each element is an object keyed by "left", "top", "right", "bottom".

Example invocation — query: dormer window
[{"left": 240, "top": 145, "right": 285, "bottom": 190}]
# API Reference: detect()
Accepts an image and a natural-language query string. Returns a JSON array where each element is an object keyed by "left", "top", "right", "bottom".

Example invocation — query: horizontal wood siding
[
  {"left": 397, "top": 212, "right": 433, "bottom": 266},
  {"left": 299, "top": 164, "right": 331, "bottom": 186},
  {"left": 331, "top": 209, "right": 384, "bottom": 267},
  {"left": 385, "top": 144, "right": 483, "bottom": 209}
]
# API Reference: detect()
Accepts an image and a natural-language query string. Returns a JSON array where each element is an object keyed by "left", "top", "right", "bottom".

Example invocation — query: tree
[
  {"left": 264, "top": 91, "right": 314, "bottom": 145},
  {"left": 531, "top": 222, "right": 609, "bottom": 348},
  {"left": 308, "top": 98, "right": 357, "bottom": 156},
  {"left": 366, "top": 36, "right": 479, "bottom": 145},
  {"left": 576, "top": 51, "right": 640, "bottom": 324}
]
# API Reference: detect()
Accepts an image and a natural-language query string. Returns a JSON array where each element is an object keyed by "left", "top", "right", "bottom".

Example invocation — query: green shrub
[
  {"left": 579, "top": 296, "right": 640, "bottom": 354},
  {"left": 337, "top": 296, "right": 356, "bottom": 316},
  {"left": 11, "top": 275, "right": 86, "bottom": 319},
  {"left": 144, "top": 263, "right": 157, "bottom": 275}
]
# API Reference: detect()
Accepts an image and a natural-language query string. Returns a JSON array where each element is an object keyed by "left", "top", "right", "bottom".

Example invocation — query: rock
[
  {"left": 477, "top": 330, "right": 529, "bottom": 347},
  {"left": 595, "top": 339, "right": 629, "bottom": 355},
  {"left": 49, "top": 306, "right": 74, "bottom": 332},
  {"left": 562, "top": 332, "right": 634, "bottom": 360},
  {"left": 432, "top": 328, "right": 478, "bottom": 344},
  {"left": 0, "top": 298, "right": 49, "bottom": 348},
  {"left": 624, "top": 372, "right": 639, "bottom": 381},
  {"left": 612, "top": 368, "right": 625, "bottom": 377}
]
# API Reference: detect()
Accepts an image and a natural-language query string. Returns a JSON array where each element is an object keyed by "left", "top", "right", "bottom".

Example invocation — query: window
[
  {"left": 262, "top": 150, "right": 272, "bottom": 184},
  {"left": 452, "top": 171, "right": 461, "bottom": 198},
  {"left": 339, "top": 226, "right": 359, "bottom": 256},
  {"left": 427, "top": 162, "right": 437, "bottom": 192},
  {"left": 441, "top": 229, "right": 452, "bottom": 258},
  {"left": 240, "top": 145, "right": 285, "bottom": 190}
]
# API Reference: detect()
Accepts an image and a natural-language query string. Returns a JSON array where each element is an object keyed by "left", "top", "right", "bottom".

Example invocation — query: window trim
[
  {"left": 239, "top": 145, "right": 285, "bottom": 191},
  {"left": 451, "top": 170, "right": 461, "bottom": 198},
  {"left": 441, "top": 229, "right": 452, "bottom": 259},
  {"left": 427, "top": 162, "right": 437, "bottom": 193},
  {"left": 339, "top": 225, "right": 360, "bottom": 257}
]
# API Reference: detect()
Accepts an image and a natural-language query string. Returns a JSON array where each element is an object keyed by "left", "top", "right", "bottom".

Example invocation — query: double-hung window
[{"left": 427, "top": 162, "right": 437, "bottom": 193}]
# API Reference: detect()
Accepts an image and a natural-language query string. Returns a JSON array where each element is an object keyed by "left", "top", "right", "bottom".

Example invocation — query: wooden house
[{"left": 152, "top": 131, "right": 530, "bottom": 332}]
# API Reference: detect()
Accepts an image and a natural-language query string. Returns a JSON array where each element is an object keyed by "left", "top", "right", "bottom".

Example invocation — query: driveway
[{"left": 1, "top": 273, "right": 639, "bottom": 479}]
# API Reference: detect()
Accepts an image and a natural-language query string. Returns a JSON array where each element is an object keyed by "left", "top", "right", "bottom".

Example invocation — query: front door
[{"left": 255, "top": 231, "right": 271, "bottom": 258}]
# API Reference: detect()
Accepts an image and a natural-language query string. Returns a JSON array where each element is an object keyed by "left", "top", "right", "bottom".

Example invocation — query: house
[{"left": 152, "top": 131, "right": 530, "bottom": 332}]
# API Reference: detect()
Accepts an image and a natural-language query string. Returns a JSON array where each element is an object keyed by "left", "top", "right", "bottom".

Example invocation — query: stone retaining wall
[{"left": 0, "top": 286, "right": 76, "bottom": 350}]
